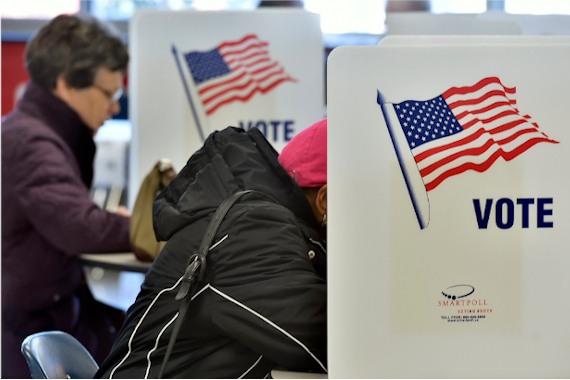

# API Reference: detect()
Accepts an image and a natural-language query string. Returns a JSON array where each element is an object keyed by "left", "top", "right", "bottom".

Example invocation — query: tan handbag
[{"left": 130, "top": 159, "right": 176, "bottom": 262}]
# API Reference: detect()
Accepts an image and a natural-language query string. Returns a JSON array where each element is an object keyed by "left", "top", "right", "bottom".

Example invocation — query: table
[
  {"left": 79, "top": 253, "right": 152, "bottom": 311},
  {"left": 79, "top": 252, "right": 152, "bottom": 273}
]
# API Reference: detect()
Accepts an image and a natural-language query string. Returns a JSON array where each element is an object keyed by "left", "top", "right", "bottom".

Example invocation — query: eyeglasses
[{"left": 92, "top": 84, "right": 123, "bottom": 104}]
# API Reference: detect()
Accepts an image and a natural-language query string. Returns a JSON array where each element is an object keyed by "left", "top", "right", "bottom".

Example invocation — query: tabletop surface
[{"left": 79, "top": 252, "right": 152, "bottom": 273}]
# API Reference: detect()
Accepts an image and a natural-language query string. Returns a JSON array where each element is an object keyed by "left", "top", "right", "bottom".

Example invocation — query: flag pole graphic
[
  {"left": 172, "top": 44, "right": 205, "bottom": 142},
  {"left": 377, "top": 90, "right": 429, "bottom": 229}
]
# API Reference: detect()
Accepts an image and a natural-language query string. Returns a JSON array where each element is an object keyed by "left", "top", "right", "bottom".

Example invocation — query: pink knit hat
[{"left": 278, "top": 118, "right": 327, "bottom": 188}]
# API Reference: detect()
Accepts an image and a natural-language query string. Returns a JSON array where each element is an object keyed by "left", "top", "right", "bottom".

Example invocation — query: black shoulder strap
[{"left": 158, "top": 190, "right": 257, "bottom": 378}]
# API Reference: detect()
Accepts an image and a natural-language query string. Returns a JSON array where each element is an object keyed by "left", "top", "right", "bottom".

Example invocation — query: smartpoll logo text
[
  {"left": 438, "top": 285, "right": 487, "bottom": 307},
  {"left": 439, "top": 285, "right": 493, "bottom": 317}
]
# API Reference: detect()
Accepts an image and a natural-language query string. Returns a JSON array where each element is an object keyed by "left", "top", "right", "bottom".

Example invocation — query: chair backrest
[{"left": 21, "top": 331, "right": 99, "bottom": 379}]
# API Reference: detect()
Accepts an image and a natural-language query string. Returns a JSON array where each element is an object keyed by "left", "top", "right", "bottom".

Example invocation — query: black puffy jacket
[{"left": 96, "top": 127, "right": 327, "bottom": 379}]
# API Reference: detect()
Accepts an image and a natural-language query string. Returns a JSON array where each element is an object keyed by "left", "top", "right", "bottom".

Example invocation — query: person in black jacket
[{"left": 96, "top": 119, "right": 328, "bottom": 378}]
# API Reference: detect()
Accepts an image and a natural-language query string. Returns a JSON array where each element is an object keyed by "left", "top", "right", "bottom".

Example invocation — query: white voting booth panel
[
  {"left": 479, "top": 12, "right": 570, "bottom": 36},
  {"left": 386, "top": 12, "right": 521, "bottom": 36},
  {"left": 380, "top": 35, "right": 570, "bottom": 45},
  {"left": 327, "top": 44, "right": 570, "bottom": 378},
  {"left": 129, "top": 10, "right": 323, "bottom": 207}
]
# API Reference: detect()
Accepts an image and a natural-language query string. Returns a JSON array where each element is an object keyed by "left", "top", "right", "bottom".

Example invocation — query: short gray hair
[{"left": 25, "top": 14, "right": 128, "bottom": 90}]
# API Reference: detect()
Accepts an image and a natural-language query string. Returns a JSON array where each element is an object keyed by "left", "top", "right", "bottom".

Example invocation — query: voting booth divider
[
  {"left": 128, "top": 9, "right": 324, "bottom": 207},
  {"left": 385, "top": 12, "right": 522, "bottom": 36},
  {"left": 327, "top": 38, "right": 570, "bottom": 378},
  {"left": 478, "top": 11, "right": 570, "bottom": 36},
  {"left": 380, "top": 35, "right": 570, "bottom": 45},
  {"left": 385, "top": 11, "right": 570, "bottom": 38}
]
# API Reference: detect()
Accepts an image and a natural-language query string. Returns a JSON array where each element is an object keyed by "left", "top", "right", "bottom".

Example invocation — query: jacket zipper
[{"left": 308, "top": 238, "right": 326, "bottom": 254}]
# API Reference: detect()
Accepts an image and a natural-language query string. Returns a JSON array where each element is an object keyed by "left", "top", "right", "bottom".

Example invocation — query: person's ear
[
  {"left": 53, "top": 74, "right": 72, "bottom": 102},
  {"left": 315, "top": 184, "right": 327, "bottom": 222}
]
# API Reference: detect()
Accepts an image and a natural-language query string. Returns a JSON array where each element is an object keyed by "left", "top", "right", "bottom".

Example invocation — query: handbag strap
[{"left": 158, "top": 190, "right": 257, "bottom": 378}]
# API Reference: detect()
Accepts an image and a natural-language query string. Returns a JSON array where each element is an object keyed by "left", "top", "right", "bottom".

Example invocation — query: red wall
[{"left": 2, "top": 41, "right": 30, "bottom": 117}]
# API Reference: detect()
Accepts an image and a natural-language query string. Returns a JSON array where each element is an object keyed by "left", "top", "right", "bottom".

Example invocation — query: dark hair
[{"left": 25, "top": 14, "right": 129, "bottom": 90}]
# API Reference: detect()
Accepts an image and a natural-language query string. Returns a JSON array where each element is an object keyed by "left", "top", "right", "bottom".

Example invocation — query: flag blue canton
[
  {"left": 394, "top": 95, "right": 464, "bottom": 149},
  {"left": 184, "top": 49, "right": 231, "bottom": 85}
]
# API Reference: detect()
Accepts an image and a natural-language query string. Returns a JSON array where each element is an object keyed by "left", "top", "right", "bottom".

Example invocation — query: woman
[{"left": 2, "top": 14, "right": 131, "bottom": 378}]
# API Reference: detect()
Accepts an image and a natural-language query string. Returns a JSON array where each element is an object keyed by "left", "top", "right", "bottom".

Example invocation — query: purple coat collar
[{"left": 18, "top": 82, "right": 96, "bottom": 188}]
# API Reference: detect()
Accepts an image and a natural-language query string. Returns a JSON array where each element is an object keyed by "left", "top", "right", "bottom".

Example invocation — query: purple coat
[{"left": 1, "top": 82, "right": 131, "bottom": 378}]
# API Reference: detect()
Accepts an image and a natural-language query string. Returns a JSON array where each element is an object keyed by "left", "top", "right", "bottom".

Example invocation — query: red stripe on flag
[
  {"left": 414, "top": 128, "right": 487, "bottom": 164},
  {"left": 205, "top": 76, "right": 295, "bottom": 115},
  {"left": 202, "top": 67, "right": 289, "bottom": 105},
  {"left": 203, "top": 78, "right": 256, "bottom": 105},
  {"left": 223, "top": 46, "right": 269, "bottom": 61},
  {"left": 225, "top": 51, "right": 269, "bottom": 66},
  {"left": 420, "top": 139, "right": 497, "bottom": 177},
  {"left": 228, "top": 57, "right": 272, "bottom": 73},
  {"left": 466, "top": 101, "right": 513, "bottom": 115},
  {"left": 226, "top": 58, "right": 273, "bottom": 75},
  {"left": 218, "top": 34, "right": 259, "bottom": 50},
  {"left": 251, "top": 61, "right": 279, "bottom": 75},
  {"left": 475, "top": 109, "right": 519, "bottom": 124},
  {"left": 199, "top": 61, "right": 278, "bottom": 97},
  {"left": 461, "top": 119, "right": 478, "bottom": 129},
  {"left": 421, "top": 126, "right": 558, "bottom": 179},
  {"left": 455, "top": 110, "right": 469, "bottom": 120},
  {"left": 256, "top": 67, "right": 296, "bottom": 85},
  {"left": 442, "top": 77, "right": 515, "bottom": 99},
  {"left": 496, "top": 127, "right": 547, "bottom": 146},
  {"left": 486, "top": 119, "right": 527, "bottom": 135},
  {"left": 447, "top": 90, "right": 512, "bottom": 110},
  {"left": 424, "top": 137, "right": 558, "bottom": 191},
  {"left": 455, "top": 109, "right": 518, "bottom": 124},
  {"left": 415, "top": 118, "right": 530, "bottom": 164},
  {"left": 198, "top": 71, "right": 247, "bottom": 95}
]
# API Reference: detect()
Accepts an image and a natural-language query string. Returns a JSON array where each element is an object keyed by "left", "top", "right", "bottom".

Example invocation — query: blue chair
[{"left": 21, "top": 331, "right": 99, "bottom": 379}]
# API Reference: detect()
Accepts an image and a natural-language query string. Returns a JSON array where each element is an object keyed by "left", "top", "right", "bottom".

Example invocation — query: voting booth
[
  {"left": 128, "top": 9, "right": 324, "bottom": 207},
  {"left": 386, "top": 12, "right": 521, "bottom": 36},
  {"left": 479, "top": 12, "right": 570, "bottom": 36},
  {"left": 380, "top": 35, "right": 570, "bottom": 45},
  {"left": 327, "top": 39, "right": 570, "bottom": 377}
]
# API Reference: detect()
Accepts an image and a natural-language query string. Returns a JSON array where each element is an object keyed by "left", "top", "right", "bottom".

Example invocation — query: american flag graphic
[
  {"left": 388, "top": 77, "right": 558, "bottom": 192},
  {"left": 183, "top": 34, "right": 297, "bottom": 116}
]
